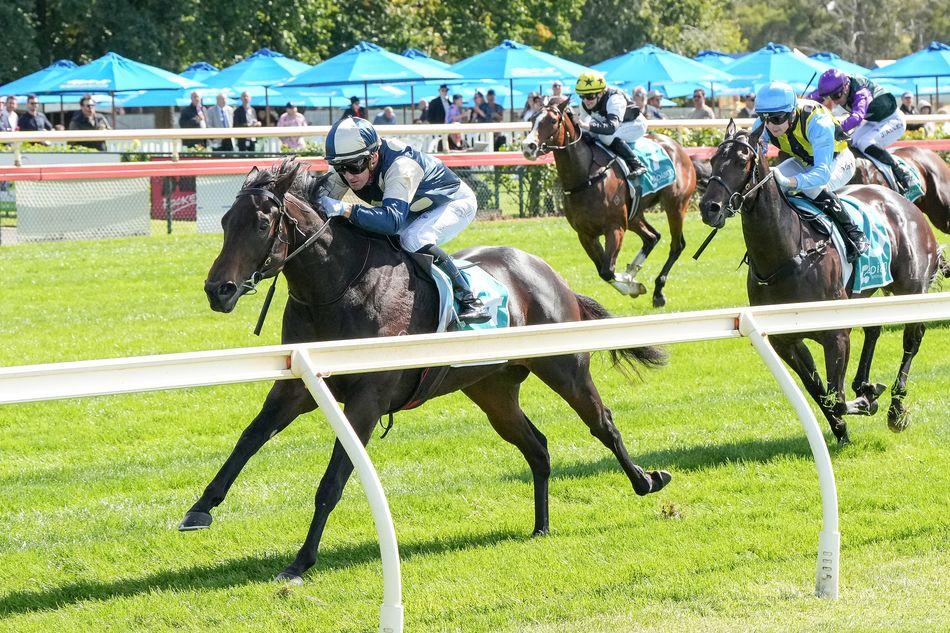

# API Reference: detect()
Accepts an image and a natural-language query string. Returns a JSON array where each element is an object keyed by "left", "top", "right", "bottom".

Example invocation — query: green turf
[{"left": 0, "top": 215, "right": 948, "bottom": 632}]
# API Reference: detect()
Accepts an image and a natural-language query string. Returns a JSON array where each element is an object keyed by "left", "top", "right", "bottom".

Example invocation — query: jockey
[
  {"left": 574, "top": 72, "right": 648, "bottom": 179},
  {"left": 753, "top": 81, "right": 868, "bottom": 262},
  {"left": 317, "top": 117, "right": 490, "bottom": 324},
  {"left": 815, "top": 69, "right": 915, "bottom": 193}
]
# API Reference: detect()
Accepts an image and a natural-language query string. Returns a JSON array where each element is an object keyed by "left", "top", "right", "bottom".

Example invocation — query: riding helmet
[
  {"left": 326, "top": 117, "right": 381, "bottom": 165},
  {"left": 817, "top": 69, "right": 849, "bottom": 98},
  {"left": 575, "top": 72, "right": 607, "bottom": 96},
  {"left": 755, "top": 81, "right": 797, "bottom": 113}
]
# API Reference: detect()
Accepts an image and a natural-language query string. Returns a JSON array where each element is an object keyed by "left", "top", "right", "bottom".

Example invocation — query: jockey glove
[
  {"left": 319, "top": 195, "right": 350, "bottom": 218},
  {"left": 770, "top": 167, "right": 794, "bottom": 189}
]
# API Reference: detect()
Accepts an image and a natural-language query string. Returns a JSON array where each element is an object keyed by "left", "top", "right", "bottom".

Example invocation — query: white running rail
[{"left": 2, "top": 292, "right": 949, "bottom": 630}]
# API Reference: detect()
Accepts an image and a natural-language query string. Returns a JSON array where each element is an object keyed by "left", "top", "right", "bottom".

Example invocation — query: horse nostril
[
  {"left": 217, "top": 281, "right": 238, "bottom": 298},
  {"left": 707, "top": 201, "right": 722, "bottom": 215}
]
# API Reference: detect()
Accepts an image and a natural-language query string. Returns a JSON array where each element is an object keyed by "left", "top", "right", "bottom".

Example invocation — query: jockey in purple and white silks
[
  {"left": 316, "top": 117, "right": 490, "bottom": 323},
  {"left": 753, "top": 81, "right": 868, "bottom": 262},
  {"left": 814, "top": 69, "right": 916, "bottom": 193}
]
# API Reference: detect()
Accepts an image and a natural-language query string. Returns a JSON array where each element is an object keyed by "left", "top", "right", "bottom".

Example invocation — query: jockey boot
[
  {"left": 418, "top": 244, "right": 491, "bottom": 324},
  {"left": 609, "top": 138, "right": 647, "bottom": 177},
  {"left": 863, "top": 144, "right": 912, "bottom": 192},
  {"left": 815, "top": 190, "right": 868, "bottom": 263}
]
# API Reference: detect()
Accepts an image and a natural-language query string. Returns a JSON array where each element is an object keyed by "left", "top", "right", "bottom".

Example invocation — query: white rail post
[
  {"left": 738, "top": 312, "right": 840, "bottom": 599},
  {"left": 291, "top": 349, "right": 405, "bottom": 633}
]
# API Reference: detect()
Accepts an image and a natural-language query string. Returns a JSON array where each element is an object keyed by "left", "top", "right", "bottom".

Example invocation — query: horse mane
[{"left": 246, "top": 156, "right": 331, "bottom": 201}]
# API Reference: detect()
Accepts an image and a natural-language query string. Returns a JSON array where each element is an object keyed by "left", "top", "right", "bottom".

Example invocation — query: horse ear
[
  {"left": 725, "top": 118, "right": 736, "bottom": 139},
  {"left": 242, "top": 166, "right": 260, "bottom": 188},
  {"left": 556, "top": 96, "right": 570, "bottom": 112},
  {"left": 748, "top": 122, "right": 764, "bottom": 146},
  {"left": 272, "top": 161, "right": 301, "bottom": 199}
]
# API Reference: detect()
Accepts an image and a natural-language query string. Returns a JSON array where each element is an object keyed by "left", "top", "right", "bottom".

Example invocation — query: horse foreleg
[
  {"left": 772, "top": 336, "right": 850, "bottom": 445},
  {"left": 279, "top": 400, "right": 381, "bottom": 583},
  {"left": 888, "top": 322, "right": 926, "bottom": 432},
  {"left": 849, "top": 325, "right": 886, "bottom": 415},
  {"left": 576, "top": 231, "right": 613, "bottom": 282},
  {"left": 180, "top": 379, "right": 316, "bottom": 530},
  {"left": 605, "top": 226, "right": 647, "bottom": 298}
]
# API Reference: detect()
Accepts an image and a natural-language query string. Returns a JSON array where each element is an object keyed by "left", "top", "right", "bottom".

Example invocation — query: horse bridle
[
  {"left": 235, "top": 186, "right": 334, "bottom": 295},
  {"left": 706, "top": 137, "right": 774, "bottom": 217},
  {"left": 535, "top": 106, "right": 584, "bottom": 152}
]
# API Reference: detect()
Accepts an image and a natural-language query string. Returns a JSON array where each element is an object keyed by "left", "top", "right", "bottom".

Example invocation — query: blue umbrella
[
  {"left": 204, "top": 49, "right": 311, "bottom": 89},
  {"left": 181, "top": 62, "right": 220, "bottom": 83},
  {"left": 808, "top": 52, "right": 870, "bottom": 76},
  {"left": 0, "top": 60, "right": 78, "bottom": 96},
  {"left": 39, "top": 51, "right": 203, "bottom": 94},
  {"left": 724, "top": 42, "right": 830, "bottom": 94},
  {"left": 694, "top": 50, "right": 739, "bottom": 70},
  {"left": 283, "top": 42, "right": 459, "bottom": 88},
  {"left": 449, "top": 39, "right": 591, "bottom": 82},
  {"left": 401, "top": 48, "right": 450, "bottom": 70},
  {"left": 870, "top": 41, "right": 950, "bottom": 103},
  {"left": 593, "top": 45, "right": 733, "bottom": 89}
]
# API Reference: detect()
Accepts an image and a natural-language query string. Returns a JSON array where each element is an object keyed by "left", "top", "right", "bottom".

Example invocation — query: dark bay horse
[
  {"left": 187, "top": 158, "right": 672, "bottom": 583},
  {"left": 521, "top": 96, "right": 697, "bottom": 308},
  {"left": 699, "top": 122, "right": 943, "bottom": 445},
  {"left": 850, "top": 145, "right": 950, "bottom": 234}
]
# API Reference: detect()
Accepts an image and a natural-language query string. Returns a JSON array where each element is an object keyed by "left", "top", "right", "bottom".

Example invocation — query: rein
[
  {"left": 538, "top": 108, "right": 584, "bottom": 152},
  {"left": 693, "top": 137, "right": 774, "bottom": 260},
  {"left": 235, "top": 186, "right": 369, "bottom": 334}
]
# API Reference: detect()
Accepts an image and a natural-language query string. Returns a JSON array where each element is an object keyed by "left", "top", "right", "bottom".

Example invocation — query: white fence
[{"left": 1, "top": 292, "right": 949, "bottom": 633}]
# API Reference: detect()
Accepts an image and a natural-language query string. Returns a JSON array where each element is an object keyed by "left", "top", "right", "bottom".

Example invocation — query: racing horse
[
  {"left": 849, "top": 145, "right": 950, "bottom": 234},
  {"left": 186, "top": 158, "right": 672, "bottom": 583},
  {"left": 521, "top": 96, "right": 697, "bottom": 308},
  {"left": 700, "top": 121, "right": 943, "bottom": 444}
]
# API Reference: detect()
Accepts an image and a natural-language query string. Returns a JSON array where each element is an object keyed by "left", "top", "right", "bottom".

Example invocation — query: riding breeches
[
  {"left": 850, "top": 110, "right": 906, "bottom": 152},
  {"left": 775, "top": 149, "right": 856, "bottom": 199},
  {"left": 592, "top": 117, "right": 648, "bottom": 146},
  {"left": 398, "top": 181, "right": 477, "bottom": 253}
]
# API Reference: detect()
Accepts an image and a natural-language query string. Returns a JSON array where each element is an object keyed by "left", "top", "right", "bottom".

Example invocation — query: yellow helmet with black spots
[{"left": 575, "top": 72, "right": 607, "bottom": 96}]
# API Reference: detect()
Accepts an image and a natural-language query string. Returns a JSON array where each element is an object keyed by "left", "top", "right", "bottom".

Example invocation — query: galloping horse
[
  {"left": 699, "top": 122, "right": 943, "bottom": 445},
  {"left": 522, "top": 96, "right": 697, "bottom": 308},
  {"left": 849, "top": 145, "right": 950, "bottom": 234},
  {"left": 187, "top": 158, "right": 672, "bottom": 583}
]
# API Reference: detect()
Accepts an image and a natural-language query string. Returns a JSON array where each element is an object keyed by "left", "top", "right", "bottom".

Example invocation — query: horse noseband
[{"left": 237, "top": 186, "right": 286, "bottom": 213}]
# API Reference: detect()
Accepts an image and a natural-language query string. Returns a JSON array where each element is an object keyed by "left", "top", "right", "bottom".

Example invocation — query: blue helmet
[
  {"left": 325, "top": 117, "right": 380, "bottom": 164},
  {"left": 755, "top": 81, "right": 797, "bottom": 113}
]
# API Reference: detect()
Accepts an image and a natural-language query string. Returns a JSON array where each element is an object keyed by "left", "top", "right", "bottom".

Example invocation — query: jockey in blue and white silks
[
  {"left": 316, "top": 116, "right": 490, "bottom": 323},
  {"left": 753, "top": 81, "right": 867, "bottom": 262}
]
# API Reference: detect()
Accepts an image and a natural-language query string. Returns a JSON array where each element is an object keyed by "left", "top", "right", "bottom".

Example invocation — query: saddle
[{"left": 851, "top": 146, "right": 924, "bottom": 201}]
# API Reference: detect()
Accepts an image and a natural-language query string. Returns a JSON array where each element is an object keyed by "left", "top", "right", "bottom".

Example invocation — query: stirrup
[{"left": 456, "top": 295, "right": 491, "bottom": 324}]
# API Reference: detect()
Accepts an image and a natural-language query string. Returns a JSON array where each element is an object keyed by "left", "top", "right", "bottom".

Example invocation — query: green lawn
[{"left": 0, "top": 215, "right": 948, "bottom": 632}]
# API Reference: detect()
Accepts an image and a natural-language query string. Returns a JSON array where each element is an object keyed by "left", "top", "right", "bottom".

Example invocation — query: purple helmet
[{"left": 817, "top": 69, "right": 848, "bottom": 98}]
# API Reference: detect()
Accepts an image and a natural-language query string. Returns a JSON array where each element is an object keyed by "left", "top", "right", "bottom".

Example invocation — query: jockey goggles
[
  {"left": 759, "top": 111, "right": 792, "bottom": 125},
  {"left": 823, "top": 89, "right": 845, "bottom": 101},
  {"left": 333, "top": 155, "right": 371, "bottom": 175}
]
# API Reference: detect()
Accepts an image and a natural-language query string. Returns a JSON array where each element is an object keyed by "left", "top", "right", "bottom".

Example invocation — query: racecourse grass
[{"left": 0, "top": 214, "right": 948, "bottom": 632}]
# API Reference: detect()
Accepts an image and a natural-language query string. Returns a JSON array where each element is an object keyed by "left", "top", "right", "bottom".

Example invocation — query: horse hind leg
[
  {"left": 463, "top": 369, "right": 552, "bottom": 535},
  {"left": 651, "top": 198, "right": 687, "bottom": 308},
  {"left": 848, "top": 325, "right": 887, "bottom": 416},
  {"left": 180, "top": 379, "right": 316, "bottom": 530},
  {"left": 887, "top": 322, "right": 926, "bottom": 432},
  {"left": 529, "top": 354, "right": 670, "bottom": 496}
]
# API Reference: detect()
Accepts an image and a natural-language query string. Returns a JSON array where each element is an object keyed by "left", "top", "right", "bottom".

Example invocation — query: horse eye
[{"left": 258, "top": 218, "right": 271, "bottom": 232}]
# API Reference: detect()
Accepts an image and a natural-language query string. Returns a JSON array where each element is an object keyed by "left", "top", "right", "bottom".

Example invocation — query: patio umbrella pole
[
  {"left": 59, "top": 95, "right": 64, "bottom": 127},
  {"left": 328, "top": 98, "right": 333, "bottom": 125},
  {"left": 111, "top": 92, "right": 116, "bottom": 128},
  {"left": 410, "top": 84, "right": 415, "bottom": 122},
  {"left": 364, "top": 82, "right": 369, "bottom": 119},
  {"left": 509, "top": 78, "right": 514, "bottom": 122},
  {"left": 265, "top": 86, "right": 270, "bottom": 128}
]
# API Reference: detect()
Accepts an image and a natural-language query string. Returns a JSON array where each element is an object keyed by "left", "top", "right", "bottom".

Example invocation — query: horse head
[
  {"left": 521, "top": 96, "right": 578, "bottom": 160},
  {"left": 205, "top": 157, "right": 316, "bottom": 313},
  {"left": 699, "top": 119, "right": 764, "bottom": 229}
]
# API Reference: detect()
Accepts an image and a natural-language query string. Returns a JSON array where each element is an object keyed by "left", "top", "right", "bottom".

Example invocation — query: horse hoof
[
  {"left": 532, "top": 527, "right": 550, "bottom": 538},
  {"left": 887, "top": 403, "right": 910, "bottom": 432},
  {"left": 649, "top": 470, "right": 672, "bottom": 493},
  {"left": 836, "top": 432, "right": 852, "bottom": 446},
  {"left": 629, "top": 282, "right": 648, "bottom": 298},
  {"left": 178, "top": 511, "right": 213, "bottom": 531},
  {"left": 652, "top": 294, "right": 666, "bottom": 308},
  {"left": 276, "top": 571, "right": 304, "bottom": 586}
]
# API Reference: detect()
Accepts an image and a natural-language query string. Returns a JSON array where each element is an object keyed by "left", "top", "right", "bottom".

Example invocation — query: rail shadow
[{"left": 0, "top": 527, "right": 519, "bottom": 617}]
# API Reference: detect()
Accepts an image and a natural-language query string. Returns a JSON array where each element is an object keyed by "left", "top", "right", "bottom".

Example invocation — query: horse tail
[
  {"left": 939, "top": 247, "right": 950, "bottom": 281},
  {"left": 575, "top": 293, "right": 668, "bottom": 374}
]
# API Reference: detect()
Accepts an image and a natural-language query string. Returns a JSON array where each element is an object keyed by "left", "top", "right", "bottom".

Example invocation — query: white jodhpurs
[
  {"left": 593, "top": 116, "right": 648, "bottom": 145},
  {"left": 398, "top": 181, "right": 478, "bottom": 253},
  {"left": 775, "top": 149, "right": 856, "bottom": 199},
  {"left": 850, "top": 110, "right": 906, "bottom": 152}
]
